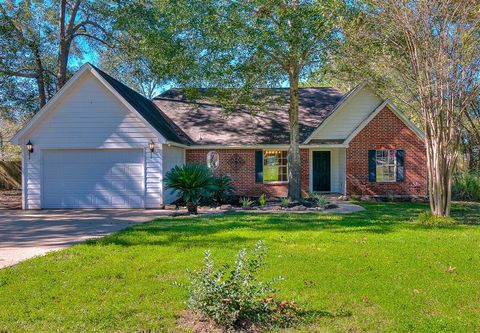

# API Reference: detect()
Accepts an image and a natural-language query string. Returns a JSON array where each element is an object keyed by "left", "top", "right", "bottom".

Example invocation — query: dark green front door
[{"left": 312, "top": 151, "right": 331, "bottom": 192}]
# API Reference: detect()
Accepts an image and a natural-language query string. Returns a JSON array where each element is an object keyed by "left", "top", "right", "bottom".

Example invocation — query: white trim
[
  {"left": 187, "top": 143, "right": 348, "bottom": 150},
  {"left": 344, "top": 100, "right": 424, "bottom": 144},
  {"left": 165, "top": 141, "right": 189, "bottom": 149},
  {"left": 303, "top": 82, "right": 368, "bottom": 144},
  {"left": 342, "top": 148, "right": 347, "bottom": 196},
  {"left": 21, "top": 144, "right": 26, "bottom": 209},
  {"left": 11, "top": 63, "right": 167, "bottom": 145}
]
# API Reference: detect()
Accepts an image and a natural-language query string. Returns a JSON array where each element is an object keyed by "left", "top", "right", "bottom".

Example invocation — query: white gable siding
[
  {"left": 21, "top": 71, "right": 165, "bottom": 209},
  {"left": 28, "top": 73, "right": 158, "bottom": 149},
  {"left": 311, "top": 87, "right": 383, "bottom": 140},
  {"left": 162, "top": 145, "right": 185, "bottom": 204}
]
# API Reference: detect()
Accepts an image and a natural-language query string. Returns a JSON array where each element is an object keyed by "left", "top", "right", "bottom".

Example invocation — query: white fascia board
[
  {"left": 164, "top": 141, "right": 189, "bottom": 149},
  {"left": 303, "top": 82, "right": 369, "bottom": 144},
  {"left": 344, "top": 100, "right": 424, "bottom": 145},
  {"left": 187, "top": 143, "right": 348, "bottom": 150}
]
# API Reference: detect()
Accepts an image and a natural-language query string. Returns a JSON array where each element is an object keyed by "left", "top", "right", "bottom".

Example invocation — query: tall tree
[
  {"left": 144, "top": 0, "right": 346, "bottom": 200},
  {"left": 56, "top": 0, "right": 113, "bottom": 88},
  {"left": 337, "top": 0, "right": 480, "bottom": 216},
  {"left": 98, "top": 42, "right": 166, "bottom": 99},
  {"left": 0, "top": 1, "right": 54, "bottom": 109},
  {"left": 0, "top": 0, "right": 114, "bottom": 118}
]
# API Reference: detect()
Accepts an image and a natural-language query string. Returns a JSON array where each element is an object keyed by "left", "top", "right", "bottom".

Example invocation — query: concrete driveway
[{"left": 0, "top": 209, "right": 173, "bottom": 269}]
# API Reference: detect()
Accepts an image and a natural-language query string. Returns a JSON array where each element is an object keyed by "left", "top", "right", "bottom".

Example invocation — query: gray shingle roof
[{"left": 153, "top": 87, "right": 345, "bottom": 145}]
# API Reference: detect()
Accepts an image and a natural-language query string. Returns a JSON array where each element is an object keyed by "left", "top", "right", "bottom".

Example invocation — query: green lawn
[{"left": 1, "top": 202, "right": 480, "bottom": 332}]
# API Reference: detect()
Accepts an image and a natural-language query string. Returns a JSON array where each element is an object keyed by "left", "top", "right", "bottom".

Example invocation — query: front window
[
  {"left": 376, "top": 150, "right": 396, "bottom": 182},
  {"left": 263, "top": 150, "right": 288, "bottom": 182}
]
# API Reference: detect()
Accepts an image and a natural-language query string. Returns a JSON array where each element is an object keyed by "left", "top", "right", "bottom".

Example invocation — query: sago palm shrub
[
  {"left": 165, "top": 163, "right": 216, "bottom": 214},
  {"left": 212, "top": 175, "right": 235, "bottom": 204}
]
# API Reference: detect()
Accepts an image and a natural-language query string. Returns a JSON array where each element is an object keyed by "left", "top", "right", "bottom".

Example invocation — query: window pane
[
  {"left": 376, "top": 166, "right": 385, "bottom": 181},
  {"left": 375, "top": 150, "right": 397, "bottom": 182},
  {"left": 263, "top": 150, "right": 288, "bottom": 182}
]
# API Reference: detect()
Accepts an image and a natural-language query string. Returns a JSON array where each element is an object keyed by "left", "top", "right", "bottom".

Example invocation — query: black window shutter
[
  {"left": 368, "top": 150, "right": 376, "bottom": 182},
  {"left": 396, "top": 150, "right": 405, "bottom": 182},
  {"left": 255, "top": 150, "right": 263, "bottom": 183}
]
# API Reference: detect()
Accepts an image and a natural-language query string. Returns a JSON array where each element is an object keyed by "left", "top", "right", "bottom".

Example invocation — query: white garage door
[{"left": 43, "top": 149, "right": 145, "bottom": 208}]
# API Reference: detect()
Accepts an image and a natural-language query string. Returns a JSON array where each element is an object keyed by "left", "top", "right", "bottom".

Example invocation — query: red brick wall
[
  {"left": 185, "top": 149, "right": 310, "bottom": 197},
  {"left": 346, "top": 106, "right": 427, "bottom": 196}
]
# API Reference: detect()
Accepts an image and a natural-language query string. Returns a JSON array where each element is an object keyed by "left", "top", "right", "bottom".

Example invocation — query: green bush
[
  {"left": 212, "top": 175, "right": 235, "bottom": 204},
  {"left": 179, "top": 241, "right": 285, "bottom": 329},
  {"left": 239, "top": 197, "right": 254, "bottom": 209},
  {"left": 453, "top": 171, "right": 480, "bottom": 202},
  {"left": 165, "top": 163, "right": 216, "bottom": 214},
  {"left": 348, "top": 194, "right": 361, "bottom": 202},
  {"left": 309, "top": 192, "right": 328, "bottom": 209},
  {"left": 280, "top": 197, "right": 291, "bottom": 208},
  {"left": 259, "top": 193, "right": 267, "bottom": 207},
  {"left": 416, "top": 211, "right": 456, "bottom": 226}
]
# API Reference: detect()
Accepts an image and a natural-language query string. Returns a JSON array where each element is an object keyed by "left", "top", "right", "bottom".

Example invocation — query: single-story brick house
[{"left": 12, "top": 63, "right": 427, "bottom": 209}]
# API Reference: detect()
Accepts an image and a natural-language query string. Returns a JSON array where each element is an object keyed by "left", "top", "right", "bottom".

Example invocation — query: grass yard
[{"left": 1, "top": 202, "right": 480, "bottom": 332}]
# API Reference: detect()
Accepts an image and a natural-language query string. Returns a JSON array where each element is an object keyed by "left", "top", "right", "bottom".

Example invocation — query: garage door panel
[{"left": 43, "top": 149, "right": 145, "bottom": 208}]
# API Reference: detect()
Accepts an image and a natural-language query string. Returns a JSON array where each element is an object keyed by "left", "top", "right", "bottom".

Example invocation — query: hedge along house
[{"left": 12, "top": 63, "right": 427, "bottom": 209}]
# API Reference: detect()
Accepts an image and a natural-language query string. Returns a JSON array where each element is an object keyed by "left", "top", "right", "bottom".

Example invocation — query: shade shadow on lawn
[{"left": 88, "top": 202, "right": 477, "bottom": 249}]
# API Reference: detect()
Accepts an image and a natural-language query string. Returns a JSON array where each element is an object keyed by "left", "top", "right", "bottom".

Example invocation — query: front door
[{"left": 312, "top": 151, "right": 331, "bottom": 192}]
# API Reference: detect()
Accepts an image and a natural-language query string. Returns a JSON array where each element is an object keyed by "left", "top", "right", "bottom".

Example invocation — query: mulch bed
[
  {"left": 0, "top": 189, "right": 21, "bottom": 210},
  {"left": 177, "top": 311, "right": 261, "bottom": 333}
]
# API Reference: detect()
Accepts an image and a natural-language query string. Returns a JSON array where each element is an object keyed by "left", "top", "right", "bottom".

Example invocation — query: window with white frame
[
  {"left": 263, "top": 150, "right": 288, "bottom": 182},
  {"left": 376, "top": 150, "right": 397, "bottom": 182}
]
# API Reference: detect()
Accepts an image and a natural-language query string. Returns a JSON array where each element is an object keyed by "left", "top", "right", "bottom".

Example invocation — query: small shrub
[
  {"left": 349, "top": 194, "right": 361, "bottom": 202},
  {"left": 309, "top": 192, "right": 328, "bottom": 209},
  {"left": 239, "top": 197, "right": 254, "bottom": 209},
  {"left": 212, "top": 175, "right": 235, "bottom": 204},
  {"left": 280, "top": 197, "right": 291, "bottom": 208},
  {"left": 386, "top": 192, "right": 395, "bottom": 202},
  {"left": 259, "top": 193, "right": 267, "bottom": 207},
  {"left": 178, "top": 241, "right": 286, "bottom": 329},
  {"left": 417, "top": 211, "right": 456, "bottom": 226}
]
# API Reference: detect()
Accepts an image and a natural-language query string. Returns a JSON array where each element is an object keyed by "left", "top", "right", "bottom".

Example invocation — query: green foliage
[
  {"left": 259, "top": 193, "right": 267, "bottom": 207},
  {"left": 165, "top": 163, "right": 215, "bottom": 212},
  {"left": 239, "top": 197, "right": 254, "bottom": 209},
  {"left": 416, "top": 211, "right": 456, "bottom": 227},
  {"left": 349, "top": 194, "right": 361, "bottom": 202},
  {"left": 211, "top": 175, "right": 235, "bottom": 204},
  {"left": 280, "top": 198, "right": 291, "bottom": 208},
  {"left": 309, "top": 192, "right": 328, "bottom": 209},
  {"left": 2, "top": 203, "right": 480, "bottom": 331},
  {"left": 453, "top": 171, "right": 480, "bottom": 202},
  {"left": 0, "top": 0, "right": 116, "bottom": 118},
  {"left": 179, "top": 241, "right": 284, "bottom": 329}
]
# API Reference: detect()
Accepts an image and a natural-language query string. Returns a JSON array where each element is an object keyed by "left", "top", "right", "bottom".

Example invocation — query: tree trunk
[
  {"left": 33, "top": 50, "right": 46, "bottom": 108},
  {"left": 57, "top": 0, "right": 68, "bottom": 89},
  {"left": 57, "top": 39, "right": 71, "bottom": 89},
  {"left": 186, "top": 202, "right": 198, "bottom": 215},
  {"left": 425, "top": 131, "right": 456, "bottom": 217},
  {"left": 287, "top": 69, "right": 302, "bottom": 200}
]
